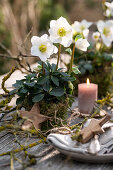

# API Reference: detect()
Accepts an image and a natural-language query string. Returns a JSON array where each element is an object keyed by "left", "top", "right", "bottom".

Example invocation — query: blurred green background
[{"left": 0, "top": 0, "right": 103, "bottom": 75}]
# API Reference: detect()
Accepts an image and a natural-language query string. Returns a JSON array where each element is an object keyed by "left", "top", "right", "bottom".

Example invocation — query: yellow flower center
[
  {"left": 103, "top": 27, "right": 110, "bottom": 36},
  {"left": 80, "top": 25, "right": 85, "bottom": 31},
  {"left": 58, "top": 27, "right": 66, "bottom": 37},
  {"left": 94, "top": 35, "right": 99, "bottom": 39},
  {"left": 39, "top": 44, "right": 47, "bottom": 53}
]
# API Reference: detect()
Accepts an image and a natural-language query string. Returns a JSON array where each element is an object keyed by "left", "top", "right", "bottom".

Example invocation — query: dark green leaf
[
  {"left": 37, "top": 76, "right": 49, "bottom": 85},
  {"left": 25, "top": 82, "right": 35, "bottom": 87},
  {"left": 84, "top": 63, "right": 93, "bottom": 70},
  {"left": 46, "top": 61, "right": 51, "bottom": 70},
  {"left": 61, "top": 77, "right": 75, "bottom": 82},
  {"left": 53, "top": 71, "right": 60, "bottom": 76},
  {"left": 57, "top": 68, "right": 63, "bottom": 71},
  {"left": 79, "top": 67, "right": 86, "bottom": 74},
  {"left": 32, "top": 88, "right": 42, "bottom": 94},
  {"left": 49, "top": 87, "right": 64, "bottom": 96},
  {"left": 79, "top": 60, "right": 85, "bottom": 65},
  {"left": 60, "top": 72, "right": 69, "bottom": 77},
  {"left": 13, "top": 80, "right": 24, "bottom": 88},
  {"left": 43, "top": 80, "right": 50, "bottom": 91},
  {"left": 51, "top": 64, "right": 57, "bottom": 72},
  {"left": 32, "top": 93, "right": 44, "bottom": 102},
  {"left": 9, "top": 89, "right": 17, "bottom": 95},
  {"left": 37, "top": 61, "right": 43, "bottom": 65},
  {"left": 103, "top": 53, "right": 113, "bottom": 61},
  {"left": 16, "top": 97, "right": 24, "bottom": 105},
  {"left": 20, "top": 88, "right": 28, "bottom": 93},
  {"left": 17, "top": 91, "right": 25, "bottom": 97},
  {"left": 25, "top": 73, "right": 37, "bottom": 80},
  {"left": 51, "top": 76, "right": 59, "bottom": 86}
]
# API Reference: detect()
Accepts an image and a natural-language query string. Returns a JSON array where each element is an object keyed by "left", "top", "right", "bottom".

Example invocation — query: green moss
[{"left": 40, "top": 96, "right": 74, "bottom": 131}]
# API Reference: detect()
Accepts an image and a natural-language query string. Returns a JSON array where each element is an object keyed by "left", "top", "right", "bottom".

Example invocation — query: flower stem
[
  {"left": 56, "top": 44, "right": 61, "bottom": 70},
  {"left": 70, "top": 43, "right": 75, "bottom": 74},
  {"left": 42, "top": 62, "right": 45, "bottom": 75}
]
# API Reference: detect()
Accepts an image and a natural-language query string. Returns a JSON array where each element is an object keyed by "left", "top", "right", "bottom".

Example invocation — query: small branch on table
[{"left": 0, "top": 138, "right": 46, "bottom": 156}]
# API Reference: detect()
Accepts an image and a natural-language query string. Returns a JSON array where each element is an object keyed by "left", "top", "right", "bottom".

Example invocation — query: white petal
[
  {"left": 41, "top": 34, "right": 48, "bottom": 41},
  {"left": 57, "top": 16, "right": 69, "bottom": 25},
  {"left": 31, "top": 36, "right": 40, "bottom": 46},
  {"left": 81, "top": 19, "right": 92, "bottom": 28},
  {"left": 53, "top": 45, "right": 58, "bottom": 53},
  {"left": 105, "top": 2, "right": 111, "bottom": 8},
  {"left": 31, "top": 45, "right": 48, "bottom": 62},
  {"left": 75, "top": 38, "right": 90, "bottom": 51},
  {"left": 97, "top": 20, "right": 105, "bottom": 32},
  {"left": 31, "top": 46, "right": 39, "bottom": 56},
  {"left": 105, "top": 9, "right": 111, "bottom": 17},
  {"left": 39, "top": 54, "right": 48, "bottom": 62},
  {"left": 105, "top": 2, "right": 113, "bottom": 9},
  {"left": 50, "top": 20, "right": 57, "bottom": 27},
  {"left": 83, "top": 29, "right": 89, "bottom": 38},
  {"left": 73, "top": 21, "right": 81, "bottom": 32},
  {"left": 101, "top": 35, "right": 112, "bottom": 47},
  {"left": 61, "top": 37, "right": 72, "bottom": 47},
  {"left": 46, "top": 41, "right": 58, "bottom": 55},
  {"left": 48, "top": 27, "right": 58, "bottom": 38},
  {"left": 50, "top": 36, "right": 61, "bottom": 43},
  {"left": 106, "top": 20, "right": 113, "bottom": 27}
]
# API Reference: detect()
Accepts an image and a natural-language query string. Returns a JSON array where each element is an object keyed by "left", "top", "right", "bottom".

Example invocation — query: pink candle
[{"left": 78, "top": 78, "right": 98, "bottom": 114}]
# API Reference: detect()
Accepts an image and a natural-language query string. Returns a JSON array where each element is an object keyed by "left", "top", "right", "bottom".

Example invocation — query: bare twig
[
  {"left": 0, "top": 42, "right": 13, "bottom": 56},
  {"left": 21, "top": 27, "right": 33, "bottom": 47}
]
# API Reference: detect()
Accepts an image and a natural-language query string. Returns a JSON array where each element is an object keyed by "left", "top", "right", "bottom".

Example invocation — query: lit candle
[{"left": 78, "top": 78, "right": 98, "bottom": 114}]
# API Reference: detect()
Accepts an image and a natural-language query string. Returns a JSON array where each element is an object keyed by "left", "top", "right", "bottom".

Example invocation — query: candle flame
[{"left": 87, "top": 78, "right": 90, "bottom": 85}]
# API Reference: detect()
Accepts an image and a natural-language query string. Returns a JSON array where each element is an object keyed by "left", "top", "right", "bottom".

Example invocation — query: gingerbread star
[
  {"left": 80, "top": 114, "right": 111, "bottom": 143},
  {"left": 19, "top": 103, "right": 49, "bottom": 130}
]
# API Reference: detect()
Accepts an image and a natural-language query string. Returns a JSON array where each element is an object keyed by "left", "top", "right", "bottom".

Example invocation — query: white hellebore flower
[
  {"left": 92, "top": 32, "right": 100, "bottom": 41},
  {"left": 105, "top": 2, "right": 113, "bottom": 16},
  {"left": 105, "top": 9, "right": 111, "bottom": 17},
  {"left": 48, "top": 16, "right": 72, "bottom": 47},
  {"left": 97, "top": 20, "right": 113, "bottom": 47},
  {"left": 75, "top": 38, "right": 90, "bottom": 52},
  {"left": 31, "top": 34, "right": 58, "bottom": 62},
  {"left": 72, "top": 20, "right": 92, "bottom": 38}
]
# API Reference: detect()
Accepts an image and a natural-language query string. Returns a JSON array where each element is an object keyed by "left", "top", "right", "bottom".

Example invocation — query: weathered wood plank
[{"left": 0, "top": 132, "right": 113, "bottom": 170}]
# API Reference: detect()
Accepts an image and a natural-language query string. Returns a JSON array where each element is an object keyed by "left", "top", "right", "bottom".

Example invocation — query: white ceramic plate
[
  {"left": 47, "top": 120, "right": 113, "bottom": 163},
  {"left": 47, "top": 133, "right": 113, "bottom": 163}
]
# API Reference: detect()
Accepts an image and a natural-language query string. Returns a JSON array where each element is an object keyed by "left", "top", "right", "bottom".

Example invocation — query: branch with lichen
[
  {"left": 0, "top": 123, "right": 43, "bottom": 137},
  {"left": 1, "top": 67, "right": 16, "bottom": 93},
  {"left": 0, "top": 138, "right": 46, "bottom": 157},
  {"left": 0, "top": 95, "right": 14, "bottom": 108},
  {"left": 97, "top": 92, "right": 113, "bottom": 107}
]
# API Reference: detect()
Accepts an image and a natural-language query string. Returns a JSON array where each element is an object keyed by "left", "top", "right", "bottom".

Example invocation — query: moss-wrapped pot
[
  {"left": 19, "top": 95, "right": 74, "bottom": 131},
  {"left": 40, "top": 96, "right": 72, "bottom": 131}
]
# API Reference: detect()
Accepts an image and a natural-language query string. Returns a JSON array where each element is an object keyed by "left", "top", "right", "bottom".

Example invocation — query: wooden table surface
[
  {"left": 0, "top": 131, "right": 113, "bottom": 170},
  {"left": 0, "top": 101, "right": 113, "bottom": 170},
  {"left": 0, "top": 70, "right": 113, "bottom": 170}
]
